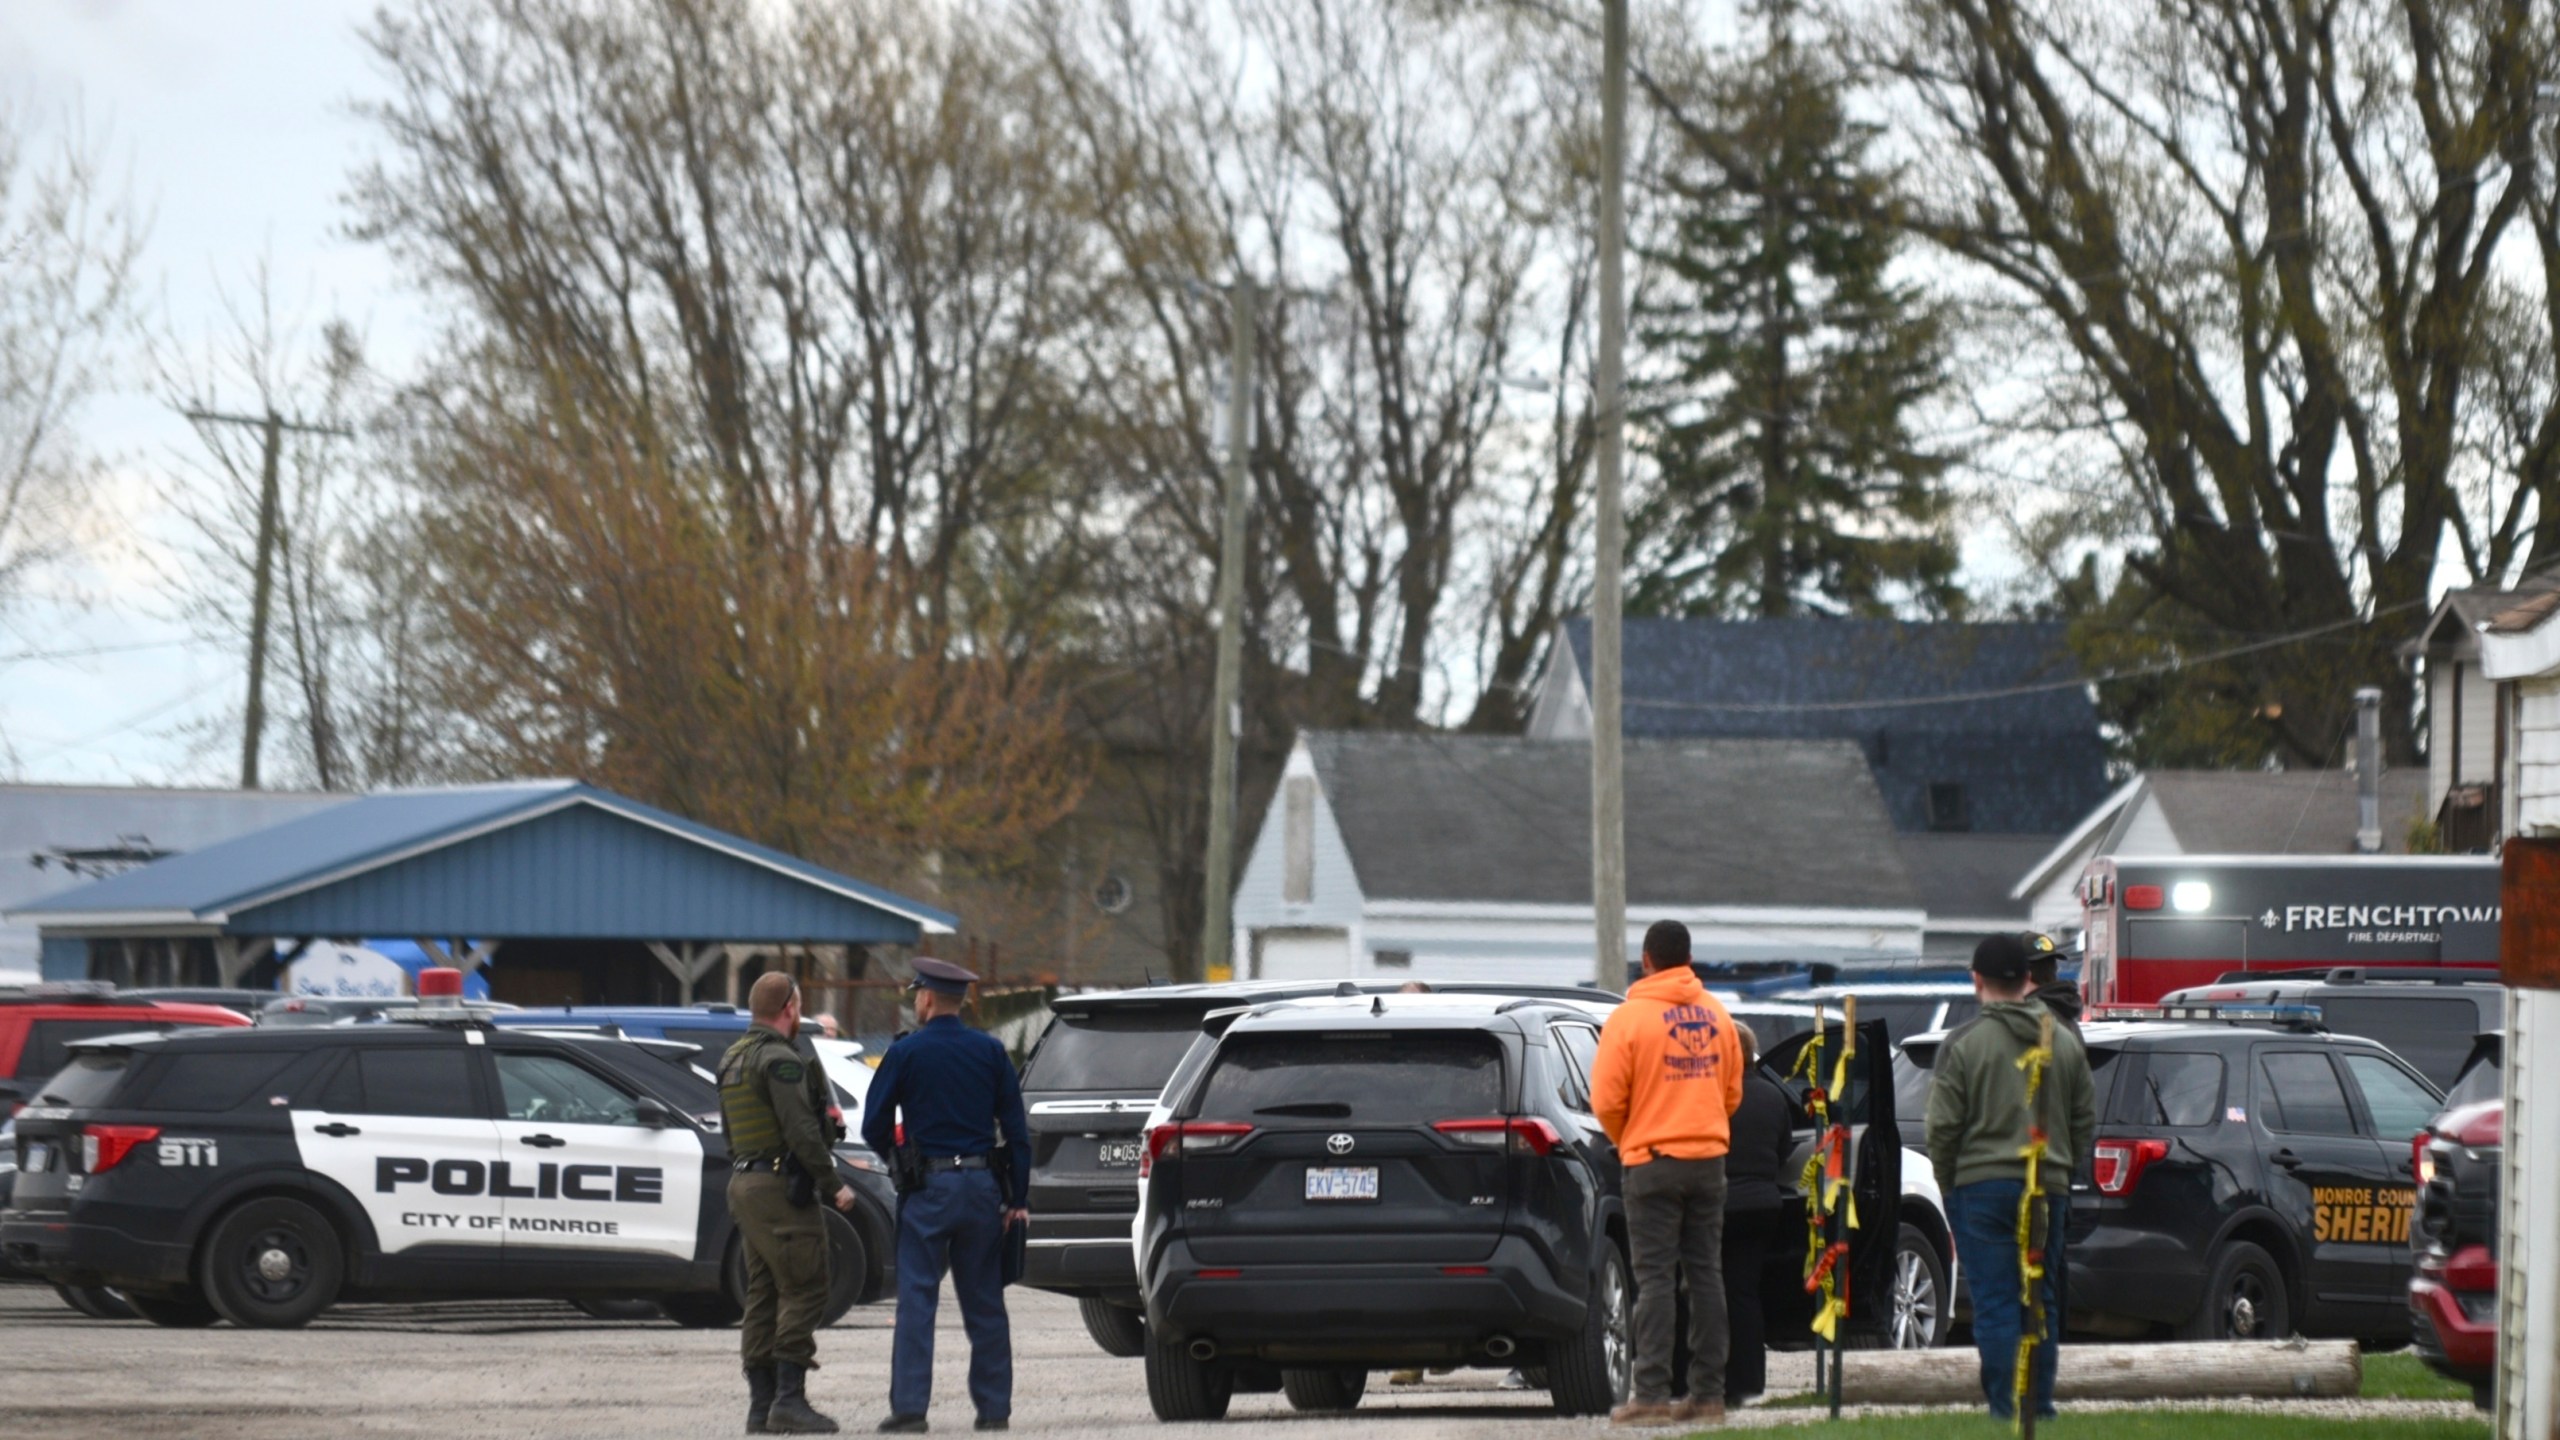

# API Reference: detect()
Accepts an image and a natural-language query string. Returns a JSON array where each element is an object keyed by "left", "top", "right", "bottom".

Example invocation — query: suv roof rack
[{"left": 2203, "top": 967, "right": 2492, "bottom": 988}]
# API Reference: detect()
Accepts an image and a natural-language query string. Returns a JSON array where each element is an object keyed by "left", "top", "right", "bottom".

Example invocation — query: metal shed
[{"left": 6, "top": 780, "right": 955, "bottom": 1005}]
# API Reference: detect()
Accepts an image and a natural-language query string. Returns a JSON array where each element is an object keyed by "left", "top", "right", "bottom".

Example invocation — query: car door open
[{"left": 1760, "top": 1018, "right": 1899, "bottom": 1346}]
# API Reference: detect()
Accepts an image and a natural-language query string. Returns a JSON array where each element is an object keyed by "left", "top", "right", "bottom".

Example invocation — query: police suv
[
  {"left": 0, "top": 1013, "right": 892, "bottom": 1327},
  {"left": 1898, "top": 1002, "right": 2442, "bottom": 1344}
]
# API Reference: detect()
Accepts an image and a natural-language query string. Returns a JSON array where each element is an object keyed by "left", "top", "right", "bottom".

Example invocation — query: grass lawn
[
  {"left": 2361, "top": 1354, "right": 2474, "bottom": 1403},
  {"left": 1743, "top": 1416, "right": 2485, "bottom": 1440}
]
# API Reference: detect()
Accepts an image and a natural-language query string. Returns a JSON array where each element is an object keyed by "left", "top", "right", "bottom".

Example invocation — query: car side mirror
[{"left": 633, "top": 1095, "right": 675, "bottom": 1129}]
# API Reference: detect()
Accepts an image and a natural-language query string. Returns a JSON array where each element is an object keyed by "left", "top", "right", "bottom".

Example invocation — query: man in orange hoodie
[{"left": 1591, "top": 920, "right": 1746, "bottom": 1428}]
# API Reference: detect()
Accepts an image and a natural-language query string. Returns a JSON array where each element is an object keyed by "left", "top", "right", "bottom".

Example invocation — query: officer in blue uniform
[{"left": 861, "top": 957, "right": 1031, "bottom": 1434}]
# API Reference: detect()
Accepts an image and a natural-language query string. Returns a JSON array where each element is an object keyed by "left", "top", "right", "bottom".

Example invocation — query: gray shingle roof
[
  {"left": 2131, "top": 769, "right": 2433, "bottom": 855},
  {"left": 1303, "top": 731, "right": 1921, "bottom": 911},
  {"left": 1892, "top": 833, "right": 2052, "bottom": 922},
  {"left": 1555, "top": 618, "right": 2109, "bottom": 833}
]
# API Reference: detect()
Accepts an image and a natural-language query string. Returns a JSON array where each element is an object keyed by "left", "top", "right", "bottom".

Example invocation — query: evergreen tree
[{"left": 1631, "top": 6, "right": 1962, "bottom": 619}]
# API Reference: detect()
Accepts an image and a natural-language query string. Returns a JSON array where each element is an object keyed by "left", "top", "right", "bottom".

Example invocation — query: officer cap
[{"left": 908, "top": 956, "right": 979, "bottom": 997}]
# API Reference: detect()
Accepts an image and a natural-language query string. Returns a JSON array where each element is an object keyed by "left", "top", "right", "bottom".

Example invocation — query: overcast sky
[{"left": 1, "top": 1, "right": 420, "bottom": 788}]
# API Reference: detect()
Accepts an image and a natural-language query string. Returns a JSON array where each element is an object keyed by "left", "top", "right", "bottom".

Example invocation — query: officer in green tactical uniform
[{"left": 722, "top": 971, "right": 856, "bottom": 1435}]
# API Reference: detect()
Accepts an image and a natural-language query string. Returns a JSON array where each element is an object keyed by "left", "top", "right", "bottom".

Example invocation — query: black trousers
[{"left": 1720, "top": 1204, "right": 1785, "bottom": 1403}]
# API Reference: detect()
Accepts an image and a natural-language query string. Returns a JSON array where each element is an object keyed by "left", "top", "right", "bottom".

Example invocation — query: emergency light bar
[{"left": 2091, "top": 1002, "right": 2325, "bottom": 1027}]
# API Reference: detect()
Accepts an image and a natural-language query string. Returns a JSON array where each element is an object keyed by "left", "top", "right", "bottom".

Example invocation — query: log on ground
[{"left": 1833, "top": 1339, "right": 2360, "bottom": 1404}]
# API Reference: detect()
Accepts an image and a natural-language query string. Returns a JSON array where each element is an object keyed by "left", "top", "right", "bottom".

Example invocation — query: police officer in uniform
[
  {"left": 861, "top": 957, "right": 1031, "bottom": 1433},
  {"left": 722, "top": 971, "right": 856, "bottom": 1435}
]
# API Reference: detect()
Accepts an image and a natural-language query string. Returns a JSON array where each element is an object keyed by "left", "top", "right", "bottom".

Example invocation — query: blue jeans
[
  {"left": 890, "top": 1169, "right": 1013, "bottom": 1420},
  {"left": 1947, "top": 1180, "right": 2064, "bottom": 1419}
]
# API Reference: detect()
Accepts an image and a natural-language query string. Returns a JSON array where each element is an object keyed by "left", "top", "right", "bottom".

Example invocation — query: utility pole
[
  {"left": 1592, "top": 0, "right": 1630, "bottom": 990},
  {"left": 1199, "top": 276, "right": 1258, "bottom": 981},
  {"left": 180, "top": 406, "right": 354, "bottom": 790}
]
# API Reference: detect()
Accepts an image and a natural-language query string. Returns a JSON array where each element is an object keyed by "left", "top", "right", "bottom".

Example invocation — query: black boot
[
  {"left": 766, "top": 1362, "right": 841, "bottom": 1435},
  {"left": 745, "top": 1364, "right": 777, "bottom": 1434},
  {"left": 877, "top": 1417, "right": 929, "bottom": 1434}
]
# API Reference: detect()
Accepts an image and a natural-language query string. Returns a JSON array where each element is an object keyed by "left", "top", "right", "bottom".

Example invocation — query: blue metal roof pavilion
[{"left": 8, "top": 781, "right": 955, "bottom": 993}]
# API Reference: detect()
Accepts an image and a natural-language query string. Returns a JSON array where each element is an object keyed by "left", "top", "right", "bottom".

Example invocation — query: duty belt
[
  {"left": 733, "top": 1156, "right": 795, "bottom": 1174},
  {"left": 923, "top": 1154, "right": 992, "bottom": 1172}
]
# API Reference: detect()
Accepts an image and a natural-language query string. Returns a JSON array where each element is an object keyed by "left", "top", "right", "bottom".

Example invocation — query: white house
[
  {"left": 1230, "top": 731, "right": 1928, "bottom": 988},
  {"left": 2470, "top": 587, "right": 2560, "bottom": 1440}
]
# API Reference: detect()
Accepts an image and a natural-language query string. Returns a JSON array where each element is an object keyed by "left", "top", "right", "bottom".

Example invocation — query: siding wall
[{"left": 2502, "top": 676, "right": 2558, "bottom": 1440}]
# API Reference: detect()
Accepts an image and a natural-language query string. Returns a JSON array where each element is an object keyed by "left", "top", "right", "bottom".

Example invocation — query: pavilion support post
[
  {"left": 213, "top": 936, "right": 276, "bottom": 988},
  {"left": 646, "top": 942, "right": 727, "bottom": 1003}
]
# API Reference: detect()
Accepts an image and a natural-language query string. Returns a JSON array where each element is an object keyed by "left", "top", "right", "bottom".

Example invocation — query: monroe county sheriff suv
[
  {"left": 1901, "top": 1005, "right": 2443, "bottom": 1344},
  {"left": 0, "top": 1014, "right": 894, "bottom": 1327},
  {"left": 1133, "top": 992, "right": 1901, "bottom": 1420}
]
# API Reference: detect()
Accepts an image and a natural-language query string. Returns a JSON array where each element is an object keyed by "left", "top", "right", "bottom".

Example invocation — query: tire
[
  {"left": 199, "top": 1198, "right": 344, "bottom": 1329},
  {"left": 53, "top": 1283, "right": 135, "bottom": 1320},
  {"left": 1282, "top": 1368, "right": 1367, "bottom": 1412},
  {"left": 1080, "top": 1296, "right": 1149, "bottom": 1358},
  {"left": 122, "top": 1285, "right": 222, "bottom": 1328},
  {"left": 1887, "top": 1223, "right": 1948, "bottom": 1350},
  {"left": 1548, "top": 1242, "right": 1632, "bottom": 1417},
  {"left": 1144, "top": 1333, "right": 1234, "bottom": 1421},
  {"left": 2176, "top": 1241, "right": 2290, "bottom": 1341}
]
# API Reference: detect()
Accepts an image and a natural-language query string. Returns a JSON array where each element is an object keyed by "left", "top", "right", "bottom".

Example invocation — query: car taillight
[
  {"left": 1431, "top": 1117, "right": 1563, "bottom": 1156},
  {"left": 2088, "top": 1137, "right": 2168, "bottom": 1195},
  {"left": 2413, "top": 1131, "right": 2437, "bottom": 1185},
  {"left": 1140, "top": 1122, "right": 1255, "bottom": 1177},
  {"left": 80, "top": 1124, "right": 159, "bottom": 1174}
]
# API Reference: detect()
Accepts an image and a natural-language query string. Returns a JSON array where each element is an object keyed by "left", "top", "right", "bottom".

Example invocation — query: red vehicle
[
  {"left": 2410, "top": 1034, "right": 2503, "bottom": 1407},
  {"left": 2077, "top": 856, "right": 2499, "bottom": 1006},
  {"left": 0, "top": 985, "right": 251, "bottom": 1115}
]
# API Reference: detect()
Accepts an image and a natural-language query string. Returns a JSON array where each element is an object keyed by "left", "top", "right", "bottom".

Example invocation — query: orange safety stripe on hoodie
[{"left": 1590, "top": 963, "right": 1745, "bottom": 1165}]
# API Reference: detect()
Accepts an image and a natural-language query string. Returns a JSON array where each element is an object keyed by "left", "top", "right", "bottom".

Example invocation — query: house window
[
  {"left": 1926, "top": 782, "right": 1970, "bottom": 832},
  {"left": 1282, "top": 777, "right": 1316, "bottom": 904},
  {"left": 1373, "top": 949, "right": 1413, "bottom": 969}
]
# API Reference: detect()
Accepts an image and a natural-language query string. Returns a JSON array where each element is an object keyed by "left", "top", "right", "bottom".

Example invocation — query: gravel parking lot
[
  {"left": 0, "top": 1282, "right": 1644, "bottom": 1439},
  {"left": 0, "top": 1283, "right": 2478, "bottom": 1438}
]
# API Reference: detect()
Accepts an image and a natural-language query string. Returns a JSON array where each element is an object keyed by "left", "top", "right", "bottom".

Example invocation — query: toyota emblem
[{"left": 1326, "top": 1133, "right": 1355, "bottom": 1156}]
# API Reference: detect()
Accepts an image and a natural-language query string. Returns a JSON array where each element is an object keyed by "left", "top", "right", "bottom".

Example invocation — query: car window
[
  {"left": 15, "top": 1020, "right": 171, "bottom": 1079},
  {"left": 1194, "top": 1033, "right": 1503, "bottom": 1124},
  {"left": 495, "top": 1053, "right": 643, "bottom": 1126},
  {"left": 27, "top": 1050, "right": 132, "bottom": 1108},
  {"left": 1940, "top": 998, "right": 1981, "bottom": 1030},
  {"left": 2119, "top": 1051, "right": 2223, "bottom": 1128},
  {"left": 2444, "top": 1043, "right": 2502, "bottom": 1110},
  {"left": 2319, "top": 997, "right": 2485, "bottom": 1089},
  {"left": 1024, "top": 1012, "right": 1205, "bottom": 1093},
  {"left": 1840, "top": 997, "right": 1939, "bottom": 1044},
  {"left": 353, "top": 1047, "right": 482, "bottom": 1119},
  {"left": 2258, "top": 1052, "right": 2359, "bottom": 1136},
  {"left": 130, "top": 1050, "right": 299, "bottom": 1114},
  {"left": 2341, "top": 1053, "right": 2441, "bottom": 1143},
  {"left": 1550, "top": 1024, "right": 1599, "bottom": 1112},
  {"left": 1892, "top": 1049, "right": 1934, "bottom": 1124}
]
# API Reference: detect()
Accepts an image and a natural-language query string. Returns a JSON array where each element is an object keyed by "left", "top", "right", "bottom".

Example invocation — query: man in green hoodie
[{"left": 1926, "top": 933, "right": 2095, "bottom": 1421}]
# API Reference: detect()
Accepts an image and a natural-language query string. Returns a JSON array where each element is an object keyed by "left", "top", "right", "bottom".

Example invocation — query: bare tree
[
  {"left": 1842, "top": 0, "right": 2560, "bottom": 764},
  {"left": 0, "top": 104, "right": 140, "bottom": 613}
]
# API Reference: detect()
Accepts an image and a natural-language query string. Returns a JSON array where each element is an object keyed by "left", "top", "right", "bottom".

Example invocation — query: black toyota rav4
[
  {"left": 1134, "top": 993, "right": 1897, "bottom": 1420},
  {"left": 0, "top": 1015, "right": 894, "bottom": 1327},
  {"left": 1022, "top": 978, "right": 1613, "bottom": 1358}
]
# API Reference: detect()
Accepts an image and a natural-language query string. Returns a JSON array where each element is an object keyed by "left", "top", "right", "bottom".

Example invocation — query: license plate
[
  {"left": 1304, "top": 1166, "right": 1379, "bottom": 1202},
  {"left": 21, "top": 1141, "right": 49, "bottom": 1173},
  {"left": 1097, "top": 1139, "right": 1143, "bottom": 1169}
]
